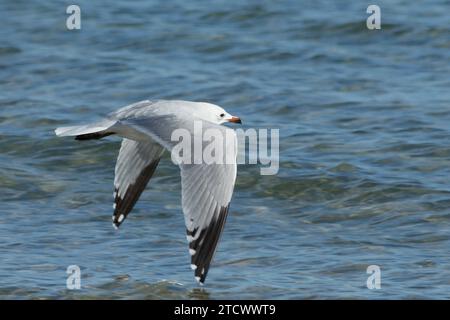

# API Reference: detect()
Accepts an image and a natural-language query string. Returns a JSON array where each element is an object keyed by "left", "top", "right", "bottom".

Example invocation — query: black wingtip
[
  {"left": 196, "top": 277, "right": 205, "bottom": 286},
  {"left": 111, "top": 160, "right": 160, "bottom": 230},
  {"left": 112, "top": 212, "right": 125, "bottom": 229},
  {"left": 75, "top": 132, "right": 115, "bottom": 140},
  {"left": 188, "top": 204, "right": 230, "bottom": 285}
]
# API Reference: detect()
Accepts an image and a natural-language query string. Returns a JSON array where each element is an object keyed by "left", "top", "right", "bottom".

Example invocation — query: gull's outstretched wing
[
  {"left": 181, "top": 160, "right": 237, "bottom": 284},
  {"left": 113, "top": 138, "right": 164, "bottom": 228}
]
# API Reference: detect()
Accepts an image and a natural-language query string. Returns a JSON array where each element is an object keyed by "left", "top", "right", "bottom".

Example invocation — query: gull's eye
[{"left": 220, "top": 113, "right": 225, "bottom": 118}]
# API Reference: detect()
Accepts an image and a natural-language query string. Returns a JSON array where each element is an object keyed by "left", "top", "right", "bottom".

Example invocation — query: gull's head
[{"left": 195, "top": 102, "right": 242, "bottom": 125}]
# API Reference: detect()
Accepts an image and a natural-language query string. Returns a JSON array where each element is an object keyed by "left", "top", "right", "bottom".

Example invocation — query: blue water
[{"left": 0, "top": 0, "right": 450, "bottom": 299}]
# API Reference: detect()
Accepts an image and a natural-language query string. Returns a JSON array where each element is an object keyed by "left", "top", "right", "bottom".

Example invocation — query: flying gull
[{"left": 55, "top": 100, "right": 242, "bottom": 284}]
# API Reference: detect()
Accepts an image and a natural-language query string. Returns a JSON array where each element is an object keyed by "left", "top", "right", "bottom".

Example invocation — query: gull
[{"left": 55, "top": 100, "right": 242, "bottom": 284}]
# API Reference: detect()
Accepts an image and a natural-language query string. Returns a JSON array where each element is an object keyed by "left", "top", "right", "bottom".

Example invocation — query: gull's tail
[{"left": 55, "top": 119, "right": 117, "bottom": 140}]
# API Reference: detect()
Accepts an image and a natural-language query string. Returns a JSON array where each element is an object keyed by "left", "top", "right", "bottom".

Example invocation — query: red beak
[{"left": 228, "top": 116, "right": 242, "bottom": 124}]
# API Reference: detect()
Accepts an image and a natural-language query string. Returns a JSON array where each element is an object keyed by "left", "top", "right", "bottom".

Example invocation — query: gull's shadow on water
[{"left": 188, "top": 287, "right": 210, "bottom": 300}]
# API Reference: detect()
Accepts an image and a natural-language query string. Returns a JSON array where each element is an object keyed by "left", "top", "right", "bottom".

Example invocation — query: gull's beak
[{"left": 228, "top": 116, "right": 242, "bottom": 124}]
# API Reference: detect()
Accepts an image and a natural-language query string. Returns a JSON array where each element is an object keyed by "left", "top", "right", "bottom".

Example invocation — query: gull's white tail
[{"left": 55, "top": 119, "right": 117, "bottom": 140}]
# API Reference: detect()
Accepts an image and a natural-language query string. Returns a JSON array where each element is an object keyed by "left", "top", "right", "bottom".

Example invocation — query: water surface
[{"left": 0, "top": 0, "right": 450, "bottom": 299}]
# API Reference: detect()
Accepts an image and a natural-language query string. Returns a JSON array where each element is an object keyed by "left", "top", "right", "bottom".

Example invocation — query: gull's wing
[
  {"left": 181, "top": 160, "right": 237, "bottom": 284},
  {"left": 121, "top": 111, "right": 238, "bottom": 284},
  {"left": 113, "top": 138, "right": 164, "bottom": 228}
]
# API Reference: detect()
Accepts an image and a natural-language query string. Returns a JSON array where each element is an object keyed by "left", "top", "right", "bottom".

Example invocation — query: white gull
[{"left": 55, "top": 100, "right": 242, "bottom": 284}]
